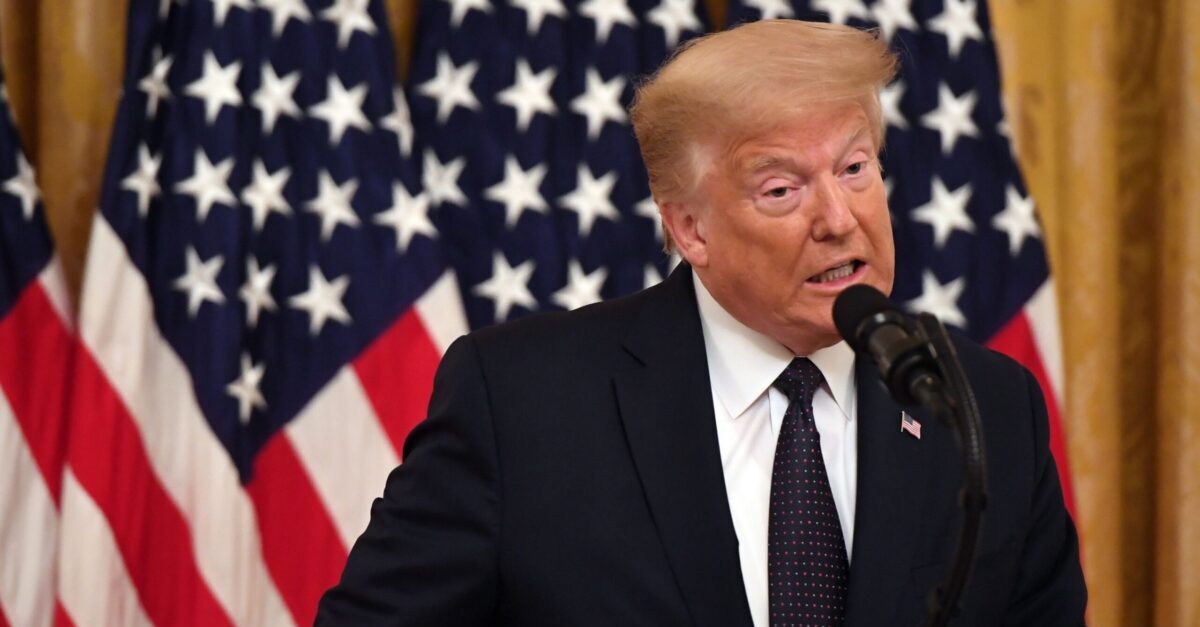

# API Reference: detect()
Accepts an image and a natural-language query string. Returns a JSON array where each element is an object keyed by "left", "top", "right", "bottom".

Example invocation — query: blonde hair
[{"left": 630, "top": 20, "right": 898, "bottom": 249}]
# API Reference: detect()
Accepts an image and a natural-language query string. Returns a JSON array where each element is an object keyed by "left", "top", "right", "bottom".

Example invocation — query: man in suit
[{"left": 316, "top": 19, "right": 1086, "bottom": 627}]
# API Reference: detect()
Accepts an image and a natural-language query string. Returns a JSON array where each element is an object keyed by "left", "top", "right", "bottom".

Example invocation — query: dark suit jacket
[{"left": 316, "top": 265, "right": 1086, "bottom": 626}]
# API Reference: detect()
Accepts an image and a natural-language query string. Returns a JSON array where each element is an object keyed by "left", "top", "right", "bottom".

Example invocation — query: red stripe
[
  {"left": 352, "top": 308, "right": 442, "bottom": 458},
  {"left": 0, "top": 600, "right": 10, "bottom": 627},
  {"left": 0, "top": 281, "right": 73, "bottom": 503},
  {"left": 986, "top": 312, "right": 1076, "bottom": 516},
  {"left": 246, "top": 433, "right": 348, "bottom": 627},
  {"left": 67, "top": 344, "right": 233, "bottom": 627},
  {"left": 54, "top": 601, "right": 75, "bottom": 627}
]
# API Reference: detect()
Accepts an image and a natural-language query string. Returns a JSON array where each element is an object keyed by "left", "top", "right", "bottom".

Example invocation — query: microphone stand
[{"left": 907, "top": 314, "right": 989, "bottom": 627}]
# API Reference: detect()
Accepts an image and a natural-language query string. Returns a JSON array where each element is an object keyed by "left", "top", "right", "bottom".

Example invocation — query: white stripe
[
  {"left": 77, "top": 219, "right": 295, "bottom": 627},
  {"left": 287, "top": 368, "right": 399, "bottom": 547},
  {"left": 1025, "top": 279, "right": 1065, "bottom": 405},
  {"left": 0, "top": 387, "right": 57, "bottom": 627},
  {"left": 38, "top": 255, "right": 74, "bottom": 330},
  {"left": 57, "top": 470, "right": 154, "bottom": 627},
  {"left": 414, "top": 270, "right": 468, "bottom": 354}
]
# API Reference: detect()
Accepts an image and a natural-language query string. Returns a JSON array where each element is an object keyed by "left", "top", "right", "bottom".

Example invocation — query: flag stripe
[
  {"left": 0, "top": 387, "right": 57, "bottom": 627},
  {"left": 0, "top": 280, "right": 72, "bottom": 502},
  {"left": 288, "top": 368, "right": 399, "bottom": 547},
  {"left": 67, "top": 343, "right": 233, "bottom": 627},
  {"left": 77, "top": 219, "right": 293, "bottom": 627},
  {"left": 1025, "top": 280, "right": 1065, "bottom": 406},
  {"left": 352, "top": 309, "right": 443, "bottom": 457},
  {"left": 986, "top": 307, "right": 1075, "bottom": 513},
  {"left": 38, "top": 259, "right": 74, "bottom": 331},
  {"left": 53, "top": 602, "right": 76, "bottom": 627},
  {"left": 57, "top": 470, "right": 154, "bottom": 627},
  {"left": 245, "top": 436, "right": 348, "bottom": 627},
  {"left": 413, "top": 271, "right": 470, "bottom": 355}
]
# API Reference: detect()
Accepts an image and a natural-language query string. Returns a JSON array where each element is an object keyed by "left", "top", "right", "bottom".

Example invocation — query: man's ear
[{"left": 660, "top": 200, "right": 709, "bottom": 268}]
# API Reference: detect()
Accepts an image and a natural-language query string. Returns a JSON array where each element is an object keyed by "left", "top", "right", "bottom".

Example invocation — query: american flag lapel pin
[{"left": 901, "top": 412, "right": 922, "bottom": 440}]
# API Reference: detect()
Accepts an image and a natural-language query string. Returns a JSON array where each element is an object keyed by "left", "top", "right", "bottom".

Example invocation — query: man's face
[{"left": 666, "top": 100, "right": 895, "bottom": 355}]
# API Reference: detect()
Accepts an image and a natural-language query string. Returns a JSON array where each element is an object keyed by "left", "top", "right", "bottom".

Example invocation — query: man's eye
[
  {"left": 766, "top": 187, "right": 789, "bottom": 198},
  {"left": 845, "top": 162, "right": 865, "bottom": 175}
]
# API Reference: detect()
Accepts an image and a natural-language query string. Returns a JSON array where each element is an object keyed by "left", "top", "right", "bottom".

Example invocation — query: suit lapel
[
  {"left": 843, "top": 358, "right": 933, "bottom": 626},
  {"left": 612, "top": 266, "right": 755, "bottom": 627}
]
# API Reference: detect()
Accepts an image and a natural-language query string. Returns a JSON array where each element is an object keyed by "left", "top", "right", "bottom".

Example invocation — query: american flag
[
  {"left": 408, "top": 0, "right": 704, "bottom": 328},
  {"left": 60, "top": 0, "right": 465, "bottom": 625},
  {"left": 725, "top": 0, "right": 1073, "bottom": 508},
  {"left": 901, "top": 411, "right": 922, "bottom": 439},
  {"left": 0, "top": 65, "right": 74, "bottom": 626}
]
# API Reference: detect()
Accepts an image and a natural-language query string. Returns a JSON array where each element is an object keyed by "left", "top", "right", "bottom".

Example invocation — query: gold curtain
[{"left": 1, "top": 0, "right": 1196, "bottom": 625}]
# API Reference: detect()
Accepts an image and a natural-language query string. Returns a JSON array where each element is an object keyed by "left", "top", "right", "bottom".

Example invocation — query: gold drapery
[{"left": 1, "top": 0, "right": 1196, "bottom": 624}]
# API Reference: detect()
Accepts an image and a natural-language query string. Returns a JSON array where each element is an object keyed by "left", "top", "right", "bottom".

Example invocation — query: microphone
[{"left": 833, "top": 284, "right": 943, "bottom": 406}]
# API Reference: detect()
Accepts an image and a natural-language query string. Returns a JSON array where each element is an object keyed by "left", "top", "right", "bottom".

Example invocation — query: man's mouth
[{"left": 807, "top": 260, "right": 863, "bottom": 284}]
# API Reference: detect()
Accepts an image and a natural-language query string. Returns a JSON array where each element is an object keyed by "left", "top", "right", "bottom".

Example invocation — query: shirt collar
[{"left": 693, "top": 273, "right": 857, "bottom": 420}]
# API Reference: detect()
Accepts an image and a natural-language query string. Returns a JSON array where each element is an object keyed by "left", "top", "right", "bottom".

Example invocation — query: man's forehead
[{"left": 732, "top": 117, "right": 874, "bottom": 173}]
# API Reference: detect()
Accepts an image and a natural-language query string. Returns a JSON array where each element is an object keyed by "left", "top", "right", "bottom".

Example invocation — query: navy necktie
[{"left": 769, "top": 358, "right": 849, "bottom": 626}]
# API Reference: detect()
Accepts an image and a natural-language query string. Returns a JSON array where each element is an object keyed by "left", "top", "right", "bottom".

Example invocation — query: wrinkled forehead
[{"left": 715, "top": 101, "right": 879, "bottom": 176}]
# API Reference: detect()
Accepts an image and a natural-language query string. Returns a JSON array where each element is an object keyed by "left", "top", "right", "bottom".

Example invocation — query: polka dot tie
[{"left": 768, "top": 358, "right": 849, "bottom": 626}]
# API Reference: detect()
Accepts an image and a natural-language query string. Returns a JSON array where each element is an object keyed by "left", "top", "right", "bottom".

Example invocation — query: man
[{"left": 316, "top": 20, "right": 1086, "bottom": 626}]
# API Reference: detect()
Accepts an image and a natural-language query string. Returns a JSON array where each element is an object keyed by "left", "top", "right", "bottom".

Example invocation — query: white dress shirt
[{"left": 693, "top": 274, "right": 859, "bottom": 627}]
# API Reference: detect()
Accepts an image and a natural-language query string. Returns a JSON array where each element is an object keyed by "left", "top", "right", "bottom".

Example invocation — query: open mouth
[{"left": 807, "top": 260, "right": 863, "bottom": 284}]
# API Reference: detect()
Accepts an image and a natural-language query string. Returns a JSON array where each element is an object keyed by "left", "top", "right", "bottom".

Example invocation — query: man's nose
[{"left": 809, "top": 176, "right": 858, "bottom": 241}]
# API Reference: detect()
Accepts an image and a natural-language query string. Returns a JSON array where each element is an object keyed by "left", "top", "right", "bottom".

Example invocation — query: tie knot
[{"left": 772, "top": 357, "right": 824, "bottom": 403}]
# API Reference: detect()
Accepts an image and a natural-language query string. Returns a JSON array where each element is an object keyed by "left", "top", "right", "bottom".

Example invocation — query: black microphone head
[{"left": 833, "top": 284, "right": 895, "bottom": 350}]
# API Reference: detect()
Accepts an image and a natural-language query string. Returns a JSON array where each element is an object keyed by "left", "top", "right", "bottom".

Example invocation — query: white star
[
  {"left": 305, "top": 170, "right": 361, "bottom": 242},
  {"left": 578, "top": 0, "right": 637, "bottom": 44},
  {"left": 912, "top": 177, "right": 974, "bottom": 248},
  {"left": 417, "top": 53, "right": 481, "bottom": 125},
  {"left": 175, "top": 149, "right": 236, "bottom": 222},
  {"left": 309, "top": 75, "right": 371, "bottom": 145},
  {"left": 184, "top": 52, "right": 242, "bottom": 125},
  {"left": 907, "top": 271, "right": 967, "bottom": 329},
  {"left": 422, "top": 149, "right": 468, "bottom": 208},
  {"left": 289, "top": 265, "right": 353, "bottom": 336},
  {"left": 239, "top": 257, "right": 278, "bottom": 328},
  {"left": 258, "top": 0, "right": 312, "bottom": 36},
  {"left": 226, "top": 353, "right": 267, "bottom": 425},
  {"left": 927, "top": 0, "right": 984, "bottom": 59},
  {"left": 552, "top": 260, "right": 607, "bottom": 310},
  {"left": 380, "top": 88, "right": 414, "bottom": 157},
  {"left": 992, "top": 185, "right": 1041, "bottom": 256},
  {"left": 138, "top": 49, "right": 172, "bottom": 117},
  {"left": 121, "top": 145, "right": 162, "bottom": 217},
  {"left": 211, "top": 0, "right": 253, "bottom": 26},
  {"left": 559, "top": 165, "right": 619, "bottom": 237},
  {"left": 920, "top": 83, "right": 980, "bottom": 155},
  {"left": 811, "top": 0, "right": 866, "bottom": 24},
  {"left": 635, "top": 195, "right": 663, "bottom": 241},
  {"left": 485, "top": 155, "right": 549, "bottom": 228},
  {"left": 496, "top": 59, "right": 557, "bottom": 133},
  {"left": 441, "top": 0, "right": 493, "bottom": 27},
  {"left": 647, "top": 0, "right": 702, "bottom": 48},
  {"left": 241, "top": 160, "right": 292, "bottom": 232},
  {"left": 871, "top": 0, "right": 918, "bottom": 42},
  {"left": 173, "top": 247, "right": 225, "bottom": 317},
  {"left": 252, "top": 63, "right": 302, "bottom": 133},
  {"left": 881, "top": 80, "right": 908, "bottom": 130},
  {"left": 743, "top": 0, "right": 794, "bottom": 19},
  {"left": 509, "top": 0, "right": 566, "bottom": 35},
  {"left": 473, "top": 252, "right": 537, "bottom": 321},
  {"left": 374, "top": 183, "right": 436, "bottom": 251},
  {"left": 2, "top": 154, "right": 39, "bottom": 220},
  {"left": 570, "top": 68, "right": 626, "bottom": 141},
  {"left": 320, "top": 0, "right": 377, "bottom": 49}
]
